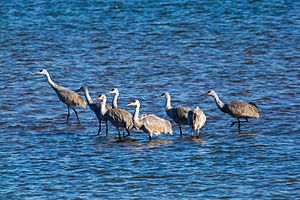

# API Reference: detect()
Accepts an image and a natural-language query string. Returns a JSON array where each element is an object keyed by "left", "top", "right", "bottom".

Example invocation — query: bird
[
  {"left": 205, "top": 90, "right": 260, "bottom": 129},
  {"left": 188, "top": 106, "right": 206, "bottom": 135},
  {"left": 34, "top": 69, "right": 86, "bottom": 123},
  {"left": 97, "top": 94, "right": 133, "bottom": 139},
  {"left": 127, "top": 99, "right": 173, "bottom": 141},
  {"left": 76, "top": 86, "right": 111, "bottom": 135},
  {"left": 106, "top": 87, "right": 134, "bottom": 137},
  {"left": 158, "top": 92, "right": 191, "bottom": 137}
]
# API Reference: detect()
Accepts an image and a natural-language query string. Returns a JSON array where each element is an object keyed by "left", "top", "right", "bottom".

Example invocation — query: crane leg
[
  {"left": 197, "top": 129, "right": 200, "bottom": 138},
  {"left": 105, "top": 121, "right": 109, "bottom": 136},
  {"left": 232, "top": 118, "right": 247, "bottom": 131},
  {"left": 231, "top": 120, "right": 241, "bottom": 127},
  {"left": 66, "top": 106, "right": 70, "bottom": 123},
  {"left": 117, "top": 128, "right": 121, "bottom": 140},
  {"left": 123, "top": 129, "right": 131, "bottom": 138},
  {"left": 97, "top": 120, "right": 102, "bottom": 135},
  {"left": 72, "top": 108, "right": 80, "bottom": 124},
  {"left": 148, "top": 134, "right": 152, "bottom": 141},
  {"left": 179, "top": 125, "right": 183, "bottom": 138}
]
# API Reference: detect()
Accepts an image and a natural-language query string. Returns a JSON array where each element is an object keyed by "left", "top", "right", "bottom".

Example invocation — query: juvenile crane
[
  {"left": 97, "top": 94, "right": 133, "bottom": 139},
  {"left": 76, "top": 86, "right": 111, "bottom": 135},
  {"left": 188, "top": 107, "right": 206, "bottom": 135},
  {"left": 34, "top": 69, "right": 86, "bottom": 123},
  {"left": 127, "top": 99, "right": 173, "bottom": 141},
  {"left": 205, "top": 90, "right": 260, "bottom": 129},
  {"left": 159, "top": 92, "right": 191, "bottom": 137}
]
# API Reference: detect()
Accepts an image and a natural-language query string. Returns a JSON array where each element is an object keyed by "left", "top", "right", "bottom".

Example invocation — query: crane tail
[
  {"left": 78, "top": 96, "right": 87, "bottom": 109},
  {"left": 249, "top": 102, "right": 260, "bottom": 118}
]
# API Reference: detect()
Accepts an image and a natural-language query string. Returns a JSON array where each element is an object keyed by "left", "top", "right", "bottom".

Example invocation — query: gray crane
[
  {"left": 188, "top": 106, "right": 206, "bottom": 135},
  {"left": 205, "top": 90, "right": 260, "bottom": 129},
  {"left": 127, "top": 99, "right": 173, "bottom": 141},
  {"left": 76, "top": 86, "right": 111, "bottom": 135},
  {"left": 159, "top": 92, "right": 191, "bottom": 137},
  {"left": 34, "top": 69, "right": 86, "bottom": 123},
  {"left": 97, "top": 94, "right": 133, "bottom": 139}
]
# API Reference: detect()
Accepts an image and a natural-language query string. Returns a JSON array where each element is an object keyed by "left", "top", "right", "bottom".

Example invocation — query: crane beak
[
  {"left": 127, "top": 103, "right": 133, "bottom": 107},
  {"left": 34, "top": 71, "right": 40, "bottom": 75}
]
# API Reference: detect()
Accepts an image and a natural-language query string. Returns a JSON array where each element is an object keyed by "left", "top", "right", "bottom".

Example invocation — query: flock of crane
[{"left": 35, "top": 69, "right": 260, "bottom": 140}]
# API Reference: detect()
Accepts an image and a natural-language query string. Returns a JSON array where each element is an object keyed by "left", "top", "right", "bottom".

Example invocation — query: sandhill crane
[
  {"left": 205, "top": 90, "right": 260, "bottom": 129},
  {"left": 188, "top": 107, "right": 206, "bottom": 135},
  {"left": 34, "top": 69, "right": 86, "bottom": 123},
  {"left": 127, "top": 99, "right": 172, "bottom": 141},
  {"left": 76, "top": 86, "right": 111, "bottom": 135},
  {"left": 97, "top": 94, "right": 133, "bottom": 139},
  {"left": 159, "top": 92, "right": 191, "bottom": 137}
]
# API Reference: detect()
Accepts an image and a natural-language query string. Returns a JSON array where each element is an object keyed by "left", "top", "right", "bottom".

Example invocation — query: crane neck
[
  {"left": 101, "top": 96, "right": 107, "bottom": 116},
  {"left": 212, "top": 93, "right": 225, "bottom": 111},
  {"left": 83, "top": 87, "right": 93, "bottom": 105},
  {"left": 132, "top": 103, "right": 142, "bottom": 129},
  {"left": 112, "top": 91, "right": 119, "bottom": 109},
  {"left": 44, "top": 71, "right": 56, "bottom": 88},
  {"left": 165, "top": 95, "right": 172, "bottom": 111}
]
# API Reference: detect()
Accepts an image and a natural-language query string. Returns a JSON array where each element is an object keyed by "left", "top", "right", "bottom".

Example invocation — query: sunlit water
[{"left": 1, "top": 0, "right": 300, "bottom": 199}]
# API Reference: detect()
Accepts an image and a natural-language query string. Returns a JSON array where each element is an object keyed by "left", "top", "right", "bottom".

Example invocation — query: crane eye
[{"left": 39, "top": 70, "right": 43, "bottom": 72}]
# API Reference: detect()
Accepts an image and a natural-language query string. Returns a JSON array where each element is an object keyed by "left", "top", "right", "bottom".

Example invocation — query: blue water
[{"left": 1, "top": 0, "right": 300, "bottom": 199}]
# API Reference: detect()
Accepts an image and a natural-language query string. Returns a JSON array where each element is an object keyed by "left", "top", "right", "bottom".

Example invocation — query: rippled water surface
[{"left": 1, "top": 0, "right": 300, "bottom": 199}]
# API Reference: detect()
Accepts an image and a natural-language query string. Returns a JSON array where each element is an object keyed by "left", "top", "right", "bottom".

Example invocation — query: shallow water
[{"left": 1, "top": 0, "right": 300, "bottom": 199}]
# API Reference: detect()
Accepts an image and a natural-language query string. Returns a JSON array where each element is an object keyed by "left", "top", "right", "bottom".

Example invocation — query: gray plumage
[
  {"left": 76, "top": 86, "right": 111, "bottom": 135},
  {"left": 188, "top": 106, "right": 206, "bottom": 134},
  {"left": 34, "top": 69, "right": 86, "bottom": 123},
  {"left": 159, "top": 92, "right": 191, "bottom": 137},
  {"left": 127, "top": 99, "right": 172, "bottom": 141},
  {"left": 205, "top": 90, "right": 260, "bottom": 129},
  {"left": 97, "top": 94, "right": 133, "bottom": 139}
]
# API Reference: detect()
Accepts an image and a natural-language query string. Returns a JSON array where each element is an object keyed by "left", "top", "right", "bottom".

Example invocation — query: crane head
[
  {"left": 205, "top": 90, "right": 216, "bottom": 97},
  {"left": 158, "top": 92, "right": 170, "bottom": 99},
  {"left": 127, "top": 99, "right": 140, "bottom": 107},
  {"left": 107, "top": 88, "right": 119, "bottom": 94},
  {"left": 34, "top": 69, "right": 48, "bottom": 75},
  {"left": 97, "top": 94, "right": 106, "bottom": 101},
  {"left": 75, "top": 86, "right": 87, "bottom": 93}
]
